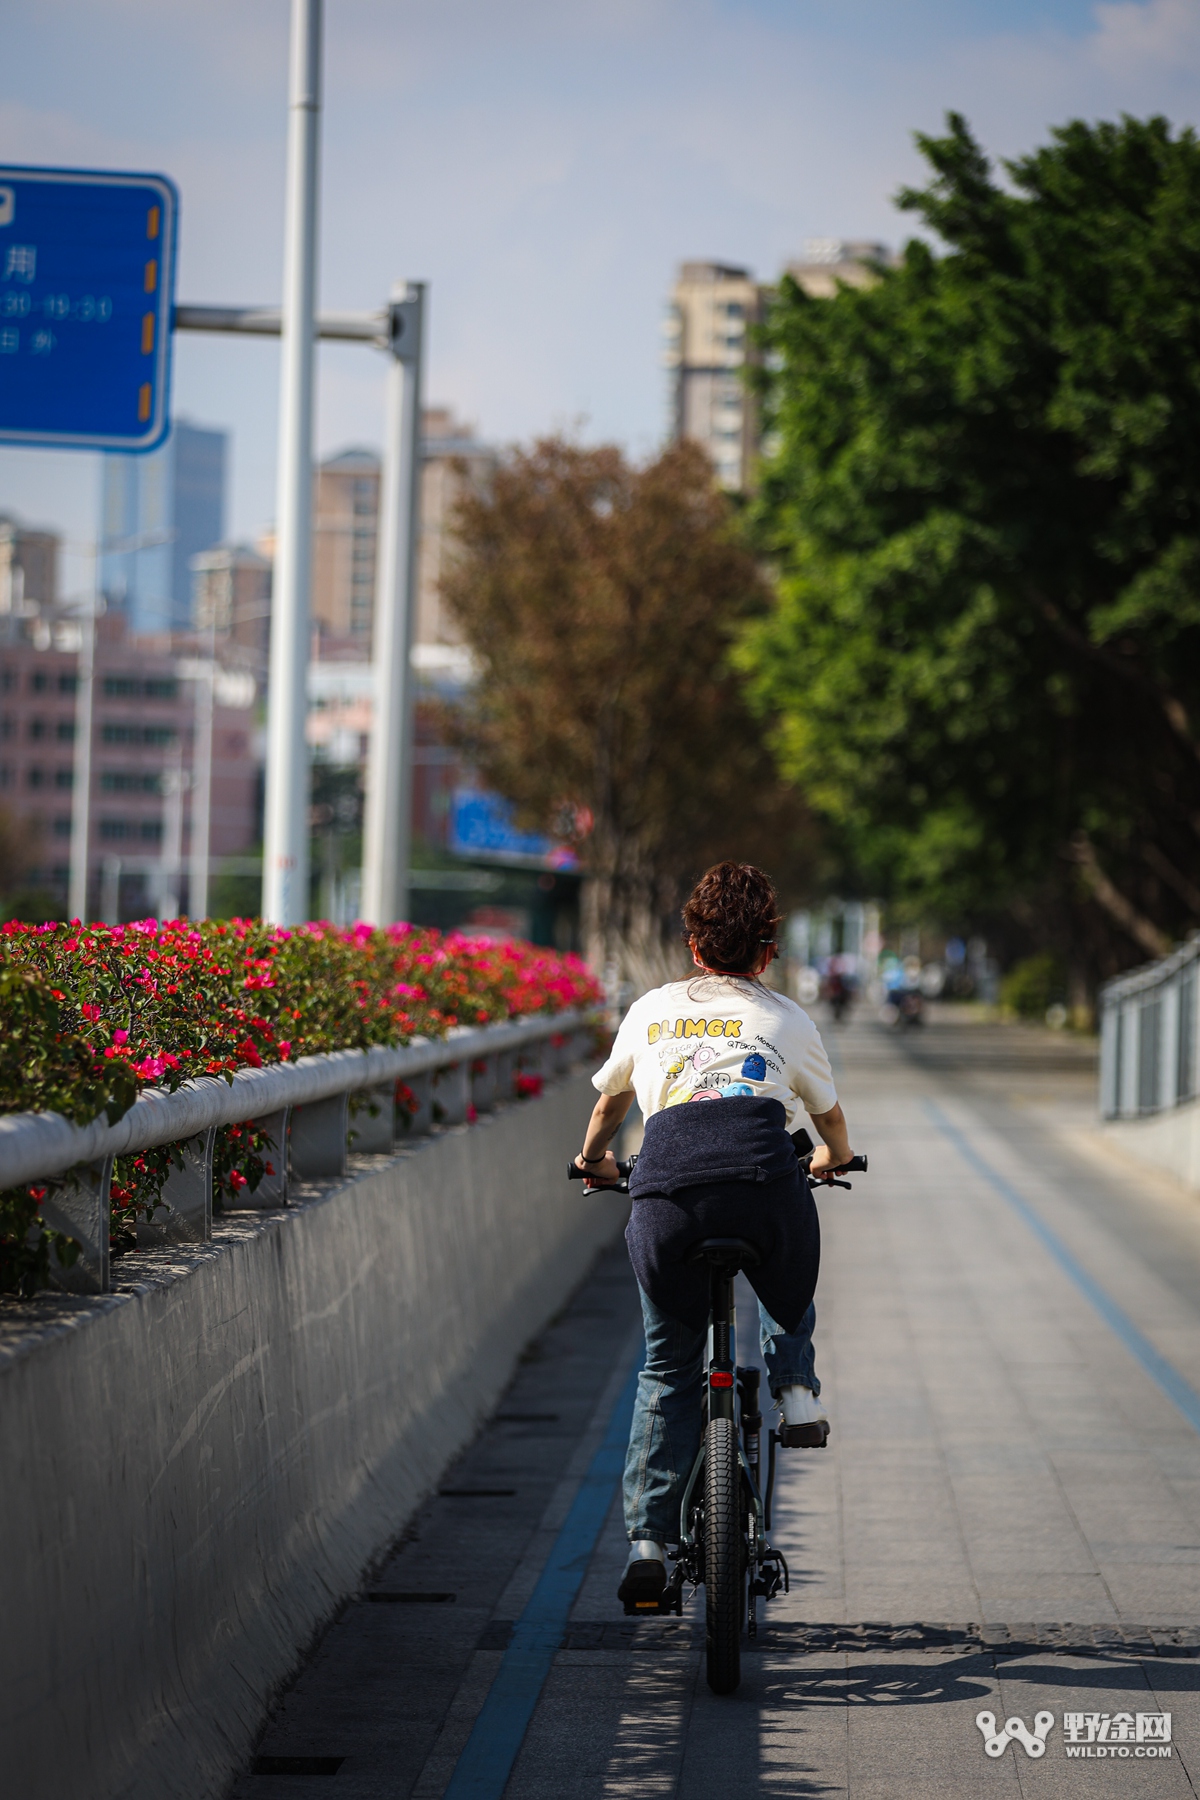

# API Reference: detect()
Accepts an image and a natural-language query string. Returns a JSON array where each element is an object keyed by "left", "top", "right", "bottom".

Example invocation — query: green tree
[
  {"left": 441, "top": 436, "right": 819, "bottom": 981},
  {"left": 741, "top": 113, "right": 1200, "bottom": 984}
]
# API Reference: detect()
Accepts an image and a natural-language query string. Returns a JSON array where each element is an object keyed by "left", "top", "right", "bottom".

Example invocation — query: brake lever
[{"left": 803, "top": 1151, "right": 867, "bottom": 1191}]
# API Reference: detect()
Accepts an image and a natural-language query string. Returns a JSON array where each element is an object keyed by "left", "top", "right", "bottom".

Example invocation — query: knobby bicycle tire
[{"left": 704, "top": 1415, "right": 743, "bottom": 1694}]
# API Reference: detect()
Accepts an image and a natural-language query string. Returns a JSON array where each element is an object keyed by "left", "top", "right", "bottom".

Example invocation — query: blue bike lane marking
[
  {"left": 927, "top": 1100, "right": 1200, "bottom": 1438},
  {"left": 443, "top": 1353, "right": 644, "bottom": 1800}
]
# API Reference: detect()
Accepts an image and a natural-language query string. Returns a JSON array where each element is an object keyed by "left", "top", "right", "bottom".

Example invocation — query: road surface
[{"left": 231, "top": 1009, "right": 1200, "bottom": 1797}]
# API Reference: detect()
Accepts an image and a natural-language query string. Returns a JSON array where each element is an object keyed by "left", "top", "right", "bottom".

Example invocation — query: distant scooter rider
[{"left": 825, "top": 962, "right": 853, "bottom": 1024}]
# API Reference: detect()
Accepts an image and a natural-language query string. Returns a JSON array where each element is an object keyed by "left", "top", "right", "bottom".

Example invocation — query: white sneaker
[
  {"left": 618, "top": 1540, "right": 667, "bottom": 1612},
  {"left": 778, "top": 1384, "right": 830, "bottom": 1448}
]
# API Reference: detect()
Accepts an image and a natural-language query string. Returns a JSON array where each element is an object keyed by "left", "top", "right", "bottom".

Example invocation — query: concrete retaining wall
[
  {"left": 1102, "top": 1095, "right": 1200, "bottom": 1192},
  {"left": 0, "top": 1070, "right": 626, "bottom": 1800}
]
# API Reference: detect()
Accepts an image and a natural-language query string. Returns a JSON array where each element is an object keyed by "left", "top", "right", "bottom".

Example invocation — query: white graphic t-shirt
[{"left": 592, "top": 976, "right": 838, "bottom": 1132}]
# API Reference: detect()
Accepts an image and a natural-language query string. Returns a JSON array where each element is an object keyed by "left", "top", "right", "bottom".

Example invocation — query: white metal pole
[
  {"left": 100, "top": 855, "right": 121, "bottom": 925},
  {"left": 159, "top": 754, "right": 185, "bottom": 920},
  {"left": 189, "top": 632, "right": 215, "bottom": 919},
  {"left": 67, "top": 586, "right": 97, "bottom": 922},
  {"left": 361, "top": 284, "right": 424, "bottom": 925},
  {"left": 262, "top": 0, "right": 322, "bottom": 925}
]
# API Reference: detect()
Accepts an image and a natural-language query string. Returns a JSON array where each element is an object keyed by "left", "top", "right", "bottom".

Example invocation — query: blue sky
[{"left": 3, "top": 0, "right": 1199, "bottom": 598}]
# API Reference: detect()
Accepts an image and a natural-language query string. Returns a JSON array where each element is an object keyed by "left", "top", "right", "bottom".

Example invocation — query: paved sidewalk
[{"left": 231, "top": 1013, "right": 1200, "bottom": 1797}]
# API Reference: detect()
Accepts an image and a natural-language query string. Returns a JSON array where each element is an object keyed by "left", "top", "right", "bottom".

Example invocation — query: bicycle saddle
[{"left": 687, "top": 1237, "right": 762, "bottom": 1271}]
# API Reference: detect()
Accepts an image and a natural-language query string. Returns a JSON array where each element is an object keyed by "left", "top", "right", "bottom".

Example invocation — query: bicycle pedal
[{"left": 778, "top": 1420, "right": 830, "bottom": 1449}]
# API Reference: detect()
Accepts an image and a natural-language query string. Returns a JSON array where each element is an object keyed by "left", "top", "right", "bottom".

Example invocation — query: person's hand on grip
[
  {"left": 808, "top": 1143, "right": 854, "bottom": 1177},
  {"left": 575, "top": 1150, "right": 621, "bottom": 1186}
]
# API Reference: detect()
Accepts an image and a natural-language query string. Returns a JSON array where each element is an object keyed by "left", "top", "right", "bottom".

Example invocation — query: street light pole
[
  {"left": 67, "top": 591, "right": 96, "bottom": 922},
  {"left": 262, "top": 0, "right": 322, "bottom": 925},
  {"left": 188, "top": 629, "right": 215, "bottom": 920},
  {"left": 361, "top": 284, "right": 424, "bottom": 926}
]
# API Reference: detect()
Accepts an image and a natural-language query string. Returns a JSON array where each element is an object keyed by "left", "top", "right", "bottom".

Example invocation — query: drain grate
[
  {"left": 366, "top": 1591, "right": 456, "bottom": 1604},
  {"left": 438, "top": 1487, "right": 516, "bottom": 1498},
  {"left": 252, "top": 1754, "right": 345, "bottom": 1775}
]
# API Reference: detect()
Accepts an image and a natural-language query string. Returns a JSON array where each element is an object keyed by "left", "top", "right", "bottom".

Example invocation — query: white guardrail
[
  {"left": 1099, "top": 938, "right": 1199, "bottom": 1121},
  {"left": 0, "top": 1009, "right": 593, "bottom": 1296}
]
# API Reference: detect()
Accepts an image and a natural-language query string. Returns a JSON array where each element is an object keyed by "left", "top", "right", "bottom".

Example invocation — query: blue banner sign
[
  {"left": 0, "top": 165, "right": 178, "bottom": 452},
  {"left": 449, "top": 789, "right": 578, "bottom": 870}
]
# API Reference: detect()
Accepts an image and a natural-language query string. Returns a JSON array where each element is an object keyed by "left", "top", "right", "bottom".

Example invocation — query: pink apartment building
[{"left": 0, "top": 609, "right": 258, "bottom": 919}]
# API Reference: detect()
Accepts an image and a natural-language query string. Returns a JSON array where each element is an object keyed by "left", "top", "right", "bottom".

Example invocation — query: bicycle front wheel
[{"left": 704, "top": 1415, "right": 743, "bottom": 1694}]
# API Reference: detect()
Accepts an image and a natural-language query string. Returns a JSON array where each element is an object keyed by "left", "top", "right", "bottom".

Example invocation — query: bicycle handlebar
[
  {"left": 566, "top": 1157, "right": 635, "bottom": 1194},
  {"left": 566, "top": 1142, "right": 868, "bottom": 1196}
]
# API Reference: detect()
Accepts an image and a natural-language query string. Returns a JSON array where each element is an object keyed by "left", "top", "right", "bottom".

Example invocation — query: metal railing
[
  {"left": 0, "top": 1010, "right": 593, "bottom": 1296},
  {"left": 1099, "top": 939, "right": 1199, "bottom": 1121}
]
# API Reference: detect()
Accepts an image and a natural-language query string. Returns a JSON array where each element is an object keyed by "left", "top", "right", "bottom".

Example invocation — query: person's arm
[
  {"left": 575, "top": 1090, "right": 635, "bottom": 1185},
  {"left": 808, "top": 1101, "right": 853, "bottom": 1173}
]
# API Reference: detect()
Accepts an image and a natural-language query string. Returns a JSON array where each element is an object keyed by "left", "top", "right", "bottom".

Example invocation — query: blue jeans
[{"left": 622, "top": 1285, "right": 820, "bottom": 1545}]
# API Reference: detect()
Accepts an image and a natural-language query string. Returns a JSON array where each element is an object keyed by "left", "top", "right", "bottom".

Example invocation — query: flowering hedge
[{"left": 0, "top": 918, "right": 601, "bottom": 1295}]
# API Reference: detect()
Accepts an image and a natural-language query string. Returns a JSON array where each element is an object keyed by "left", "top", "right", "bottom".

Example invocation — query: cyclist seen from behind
[{"left": 575, "top": 861, "right": 857, "bottom": 1612}]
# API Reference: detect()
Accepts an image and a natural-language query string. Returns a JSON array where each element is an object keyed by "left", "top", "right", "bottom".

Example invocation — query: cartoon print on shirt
[
  {"left": 661, "top": 1039, "right": 717, "bottom": 1085},
  {"left": 655, "top": 1023, "right": 796, "bottom": 1106},
  {"left": 662, "top": 1042, "right": 702, "bottom": 1105}
]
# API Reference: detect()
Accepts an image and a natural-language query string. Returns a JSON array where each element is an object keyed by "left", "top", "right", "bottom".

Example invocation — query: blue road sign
[
  {"left": 449, "top": 789, "right": 579, "bottom": 870},
  {"left": 0, "top": 165, "right": 178, "bottom": 453}
]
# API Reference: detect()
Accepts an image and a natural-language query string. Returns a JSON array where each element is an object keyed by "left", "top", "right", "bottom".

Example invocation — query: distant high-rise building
[
  {"left": 416, "top": 408, "right": 496, "bottom": 663},
  {"left": 665, "top": 247, "right": 897, "bottom": 492},
  {"left": 784, "top": 238, "right": 899, "bottom": 297},
  {"left": 191, "top": 544, "right": 271, "bottom": 664},
  {"left": 663, "top": 263, "right": 767, "bottom": 493},
  {"left": 0, "top": 515, "right": 59, "bottom": 616},
  {"left": 311, "top": 447, "right": 381, "bottom": 655},
  {"left": 100, "top": 419, "right": 227, "bottom": 636},
  {"left": 309, "top": 411, "right": 496, "bottom": 664}
]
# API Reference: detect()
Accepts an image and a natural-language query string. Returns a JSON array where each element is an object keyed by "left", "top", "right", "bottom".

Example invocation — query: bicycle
[{"left": 568, "top": 1130, "right": 867, "bottom": 1694}]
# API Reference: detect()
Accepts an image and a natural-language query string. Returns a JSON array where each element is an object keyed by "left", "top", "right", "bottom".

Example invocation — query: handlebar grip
[
  {"left": 567, "top": 1159, "right": 633, "bottom": 1181},
  {"left": 801, "top": 1151, "right": 869, "bottom": 1179}
]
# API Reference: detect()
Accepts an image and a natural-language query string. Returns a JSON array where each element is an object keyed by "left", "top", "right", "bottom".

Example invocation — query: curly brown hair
[{"left": 682, "top": 862, "right": 782, "bottom": 976}]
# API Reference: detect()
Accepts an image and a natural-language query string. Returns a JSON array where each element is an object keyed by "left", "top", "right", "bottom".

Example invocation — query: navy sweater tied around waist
[
  {"left": 628, "top": 1094, "right": 797, "bottom": 1196},
  {"left": 625, "top": 1096, "right": 819, "bottom": 1332}
]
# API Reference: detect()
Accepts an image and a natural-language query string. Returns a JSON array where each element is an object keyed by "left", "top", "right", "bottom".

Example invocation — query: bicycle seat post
[
  {"left": 709, "top": 1259, "right": 736, "bottom": 1420},
  {"left": 687, "top": 1238, "right": 759, "bottom": 1421}
]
